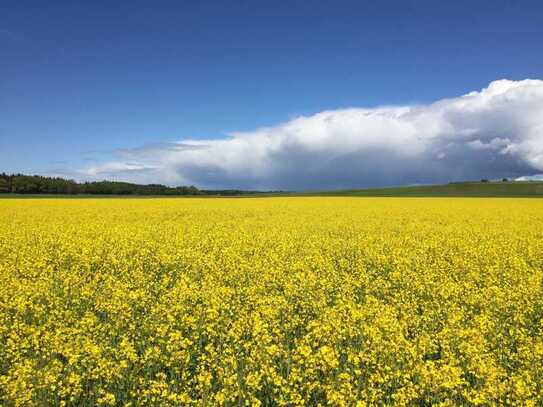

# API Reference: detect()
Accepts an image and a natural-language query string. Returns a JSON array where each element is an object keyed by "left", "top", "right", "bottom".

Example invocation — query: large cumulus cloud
[{"left": 81, "top": 79, "right": 543, "bottom": 190}]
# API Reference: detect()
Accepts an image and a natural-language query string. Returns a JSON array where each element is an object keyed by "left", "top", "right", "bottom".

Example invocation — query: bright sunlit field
[{"left": 1, "top": 197, "right": 543, "bottom": 406}]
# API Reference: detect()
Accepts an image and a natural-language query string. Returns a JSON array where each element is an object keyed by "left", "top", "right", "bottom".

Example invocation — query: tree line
[{"left": 0, "top": 173, "right": 200, "bottom": 195}]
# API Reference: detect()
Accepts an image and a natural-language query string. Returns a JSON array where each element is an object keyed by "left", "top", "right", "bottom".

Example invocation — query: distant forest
[
  {"left": 0, "top": 173, "right": 276, "bottom": 196},
  {"left": 0, "top": 173, "right": 200, "bottom": 195}
]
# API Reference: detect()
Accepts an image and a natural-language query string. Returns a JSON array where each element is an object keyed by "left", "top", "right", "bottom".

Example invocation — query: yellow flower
[{"left": 0, "top": 197, "right": 542, "bottom": 405}]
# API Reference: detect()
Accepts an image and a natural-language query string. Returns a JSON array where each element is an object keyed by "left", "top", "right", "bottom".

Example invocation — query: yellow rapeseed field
[{"left": 1, "top": 197, "right": 543, "bottom": 406}]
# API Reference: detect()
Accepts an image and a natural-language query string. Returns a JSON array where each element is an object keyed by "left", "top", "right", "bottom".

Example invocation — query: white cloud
[
  {"left": 78, "top": 79, "right": 543, "bottom": 190},
  {"left": 85, "top": 162, "right": 159, "bottom": 176},
  {"left": 516, "top": 174, "right": 543, "bottom": 181}
]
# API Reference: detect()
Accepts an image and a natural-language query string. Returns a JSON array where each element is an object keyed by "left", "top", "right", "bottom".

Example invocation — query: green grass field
[
  {"left": 304, "top": 181, "right": 543, "bottom": 197},
  {"left": 1, "top": 181, "right": 543, "bottom": 198}
]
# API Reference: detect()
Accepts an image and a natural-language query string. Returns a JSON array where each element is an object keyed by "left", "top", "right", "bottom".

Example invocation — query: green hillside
[{"left": 307, "top": 181, "right": 543, "bottom": 197}]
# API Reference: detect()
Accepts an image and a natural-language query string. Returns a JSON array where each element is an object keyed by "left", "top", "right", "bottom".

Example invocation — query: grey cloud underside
[{"left": 80, "top": 79, "right": 543, "bottom": 190}]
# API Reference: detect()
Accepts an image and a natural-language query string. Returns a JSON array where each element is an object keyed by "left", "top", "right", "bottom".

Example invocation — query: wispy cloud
[{"left": 74, "top": 79, "right": 543, "bottom": 189}]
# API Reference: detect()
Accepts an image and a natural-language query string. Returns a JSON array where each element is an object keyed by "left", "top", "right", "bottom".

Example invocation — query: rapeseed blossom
[{"left": 0, "top": 197, "right": 542, "bottom": 405}]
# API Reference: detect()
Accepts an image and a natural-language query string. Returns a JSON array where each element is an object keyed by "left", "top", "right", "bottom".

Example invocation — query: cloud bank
[{"left": 80, "top": 79, "right": 543, "bottom": 190}]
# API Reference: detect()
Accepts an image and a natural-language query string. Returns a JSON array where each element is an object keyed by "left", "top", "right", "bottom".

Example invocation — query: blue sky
[{"left": 1, "top": 1, "right": 543, "bottom": 189}]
